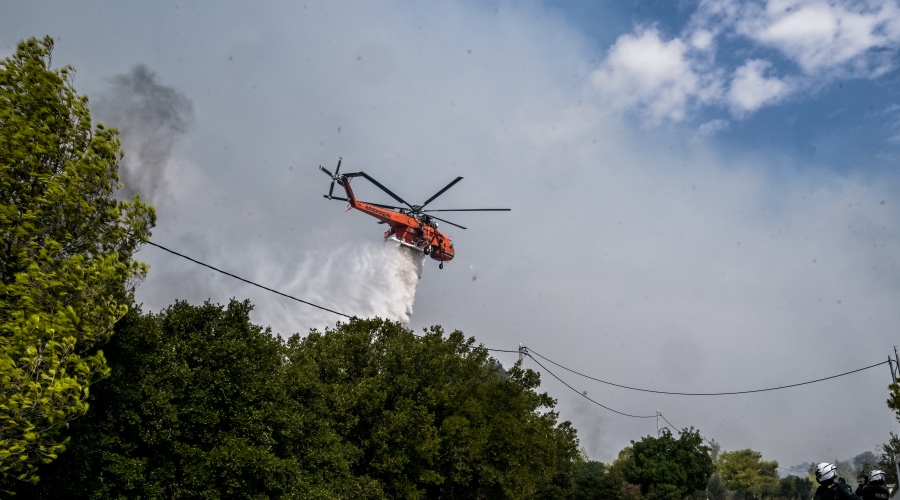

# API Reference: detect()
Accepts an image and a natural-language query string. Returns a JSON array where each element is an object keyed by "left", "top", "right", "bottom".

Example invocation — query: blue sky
[
  {"left": 548, "top": 0, "right": 900, "bottom": 176},
  {"left": 3, "top": 0, "right": 900, "bottom": 469}
]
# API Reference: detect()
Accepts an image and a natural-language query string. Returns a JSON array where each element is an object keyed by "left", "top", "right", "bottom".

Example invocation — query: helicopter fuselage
[
  {"left": 320, "top": 159, "right": 508, "bottom": 269},
  {"left": 339, "top": 179, "right": 455, "bottom": 262}
]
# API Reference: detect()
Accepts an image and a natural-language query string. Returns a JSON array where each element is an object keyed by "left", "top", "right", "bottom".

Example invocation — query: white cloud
[
  {"left": 738, "top": 0, "right": 900, "bottom": 75},
  {"left": 728, "top": 59, "right": 791, "bottom": 115},
  {"left": 591, "top": 27, "right": 719, "bottom": 124},
  {"left": 697, "top": 118, "right": 731, "bottom": 136},
  {"left": 690, "top": 29, "right": 716, "bottom": 51},
  {"left": 594, "top": 0, "right": 900, "bottom": 124}
]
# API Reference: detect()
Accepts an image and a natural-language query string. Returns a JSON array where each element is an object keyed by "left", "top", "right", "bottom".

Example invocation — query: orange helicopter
[{"left": 319, "top": 158, "right": 510, "bottom": 269}]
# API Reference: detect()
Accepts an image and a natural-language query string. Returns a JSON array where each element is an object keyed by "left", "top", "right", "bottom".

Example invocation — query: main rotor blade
[
  {"left": 421, "top": 176, "right": 463, "bottom": 209},
  {"left": 323, "top": 195, "right": 349, "bottom": 202},
  {"left": 423, "top": 208, "right": 511, "bottom": 212},
  {"left": 430, "top": 216, "right": 467, "bottom": 230},
  {"left": 345, "top": 172, "right": 412, "bottom": 209}
]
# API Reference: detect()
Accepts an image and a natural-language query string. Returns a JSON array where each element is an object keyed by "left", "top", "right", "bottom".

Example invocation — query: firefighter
[
  {"left": 814, "top": 463, "right": 862, "bottom": 500},
  {"left": 855, "top": 469, "right": 890, "bottom": 500}
]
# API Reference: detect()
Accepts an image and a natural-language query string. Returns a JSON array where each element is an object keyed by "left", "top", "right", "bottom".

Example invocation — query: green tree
[
  {"left": 603, "top": 446, "right": 645, "bottom": 500},
  {"left": 707, "top": 472, "right": 728, "bottom": 500},
  {"left": 0, "top": 36, "right": 154, "bottom": 484},
  {"left": 776, "top": 475, "right": 815, "bottom": 500},
  {"left": 706, "top": 439, "right": 728, "bottom": 500},
  {"left": 22, "top": 310, "right": 580, "bottom": 498},
  {"left": 877, "top": 433, "right": 900, "bottom": 485},
  {"left": 569, "top": 460, "right": 606, "bottom": 500},
  {"left": 887, "top": 382, "right": 900, "bottom": 422},
  {"left": 718, "top": 449, "right": 779, "bottom": 499},
  {"left": 618, "top": 429, "right": 714, "bottom": 500},
  {"left": 286, "top": 317, "right": 580, "bottom": 499},
  {"left": 19, "top": 300, "right": 362, "bottom": 498}
]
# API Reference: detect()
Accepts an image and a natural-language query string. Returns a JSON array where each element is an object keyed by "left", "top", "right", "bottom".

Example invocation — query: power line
[
  {"left": 528, "top": 348, "right": 888, "bottom": 396},
  {"left": 146, "top": 241, "right": 352, "bottom": 318},
  {"left": 659, "top": 413, "right": 680, "bottom": 432},
  {"left": 526, "top": 353, "right": 656, "bottom": 419},
  {"left": 656, "top": 413, "right": 719, "bottom": 449},
  {"left": 146, "top": 241, "right": 889, "bottom": 396},
  {"left": 145, "top": 240, "right": 516, "bottom": 354}
]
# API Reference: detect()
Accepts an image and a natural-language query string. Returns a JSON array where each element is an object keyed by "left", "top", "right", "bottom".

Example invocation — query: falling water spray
[
  {"left": 376, "top": 244, "right": 426, "bottom": 324},
  {"left": 240, "top": 240, "right": 427, "bottom": 335}
]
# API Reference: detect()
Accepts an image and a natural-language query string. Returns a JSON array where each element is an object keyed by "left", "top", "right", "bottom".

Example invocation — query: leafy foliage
[
  {"left": 707, "top": 471, "right": 729, "bottom": 500},
  {"left": 0, "top": 36, "right": 154, "bottom": 484},
  {"left": 717, "top": 448, "right": 779, "bottom": 499},
  {"left": 20, "top": 307, "right": 579, "bottom": 498},
  {"left": 877, "top": 432, "right": 900, "bottom": 485},
  {"left": 568, "top": 460, "right": 606, "bottom": 500},
  {"left": 888, "top": 382, "right": 900, "bottom": 423},
  {"left": 564, "top": 455, "right": 643, "bottom": 500},
  {"left": 20, "top": 301, "right": 362, "bottom": 498},
  {"left": 287, "top": 317, "right": 580, "bottom": 498},
  {"left": 617, "top": 429, "right": 714, "bottom": 500},
  {"left": 777, "top": 475, "right": 815, "bottom": 500}
]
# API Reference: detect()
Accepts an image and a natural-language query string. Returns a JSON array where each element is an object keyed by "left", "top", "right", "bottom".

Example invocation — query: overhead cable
[
  {"left": 659, "top": 413, "right": 680, "bottom": 432},
  {"left": 147, "top": 240, "right": 889, "bottom": 393},
  {"left": 146, "top": 241, "right": 352, "bottom": 318},
  {"left": 144, "top": 240, "right": 514, "bottom": 353},
  {"left": 657, "top": 413, "right": 717, "bottom": 448},
  {"left": 526, "top": 353, "right": 656, "bottom": 419},
  {"left": 527, "top": 348, "right": 888, "bottom": 396}
]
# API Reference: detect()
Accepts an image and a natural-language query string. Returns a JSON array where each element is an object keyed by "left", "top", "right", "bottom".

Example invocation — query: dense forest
[{"left": 3, "top": 35, "right": 900, "bottom": 499}]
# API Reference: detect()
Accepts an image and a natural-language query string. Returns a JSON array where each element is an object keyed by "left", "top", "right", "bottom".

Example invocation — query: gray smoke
[{"left": 95, "top": 65, "right": 193, "bottom": 200}]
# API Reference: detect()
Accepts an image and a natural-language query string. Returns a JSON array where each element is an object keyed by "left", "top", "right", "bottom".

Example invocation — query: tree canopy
[
  {"left": 20, "top": 304, "right": 580, "bottom": 498},
  {"left": 717, "top": 448, "right": 779, "bottom": 499},
  {"left": 285, "top": 317, "right": 580, "bottom": 498},
  {"left": 0, "top": 36, "right": 154, "bottom": 485},
  {"left": 616, "top": 429, "right": 714, "bottom": 500}
]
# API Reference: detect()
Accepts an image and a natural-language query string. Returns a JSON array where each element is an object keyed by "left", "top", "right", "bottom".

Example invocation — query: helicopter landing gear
[{"left": 439, "top": 262, "right": 444, "bottom": 270}]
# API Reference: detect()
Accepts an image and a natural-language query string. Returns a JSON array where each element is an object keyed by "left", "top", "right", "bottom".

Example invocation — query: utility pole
[
  {"left": 518, "top": 344, "right": 527, "bottom": 364},
  {"left": 657, "top": 410, "right": 661, "bottom": 438},
  {"left": 888, "top": 343, "right": 898, "bottom": 489},
  {"left": 890, "top": 347, "right": 900, "bottom": 384},
  {"left": 894, "top": 454, "right": 900, "bottom": 492}
]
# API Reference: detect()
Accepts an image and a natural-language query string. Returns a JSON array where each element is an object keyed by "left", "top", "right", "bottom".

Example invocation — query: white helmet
[
  {"left": 816, "top": 463, "right": 837, "bottom": 483},
  {"left": 869, "top": 469, "right": 886, "bottom": 484}
]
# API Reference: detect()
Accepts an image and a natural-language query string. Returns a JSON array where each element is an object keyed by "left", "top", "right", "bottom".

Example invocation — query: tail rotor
[{"left": 319, "top": 157, "right": 342, "bottom": 199}]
